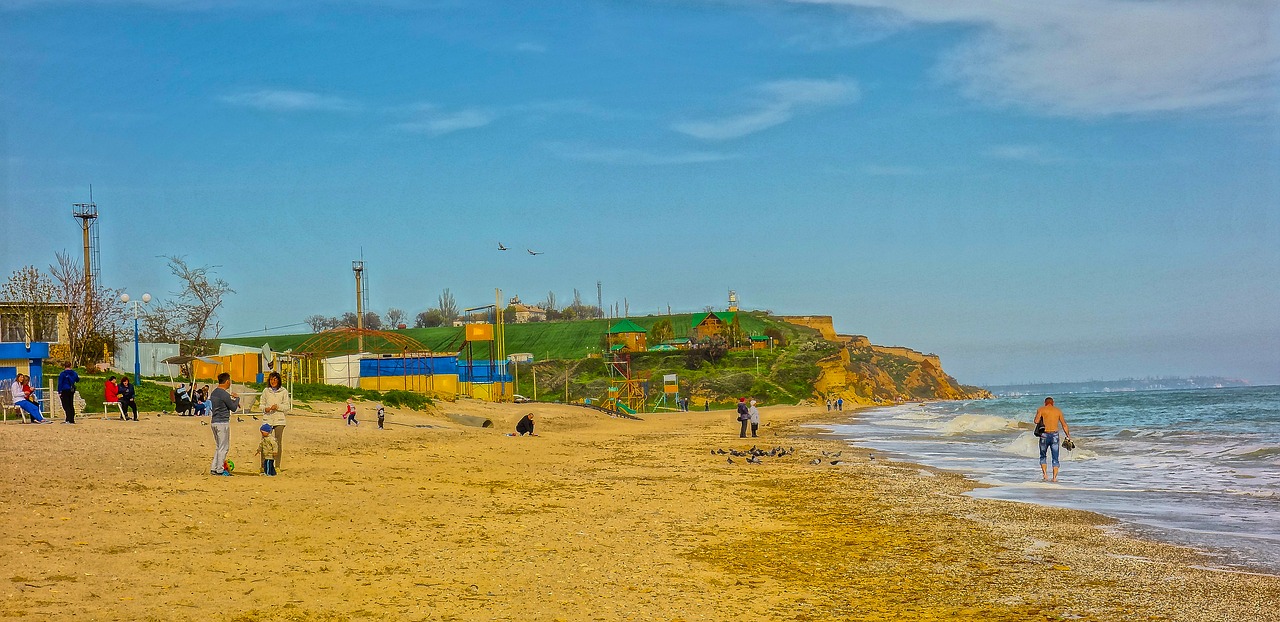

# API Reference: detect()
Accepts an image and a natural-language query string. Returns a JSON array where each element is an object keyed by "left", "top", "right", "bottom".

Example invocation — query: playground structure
[
  {"left": 457, "top": 291, "right": 512, "bottom": 402},
  {"left": 603, "top": 352, "right": 647, "bottom": 415},
  {"left": 291, "top": 327, "right": 434, "bottom": 388},
  {"left": 650, "top": 373, "right": 680, "bottom": 412}
]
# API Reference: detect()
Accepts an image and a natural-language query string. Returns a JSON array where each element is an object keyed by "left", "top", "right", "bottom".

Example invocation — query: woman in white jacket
[{"left": 260, "top": 372, "right": 291, "bottom": 468}]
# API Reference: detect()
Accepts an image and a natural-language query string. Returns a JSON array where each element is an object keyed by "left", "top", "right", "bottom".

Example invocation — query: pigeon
[
  {"left": 746, "top": 455, "right": 761, "bottom": 464},
  {"left": 869, "top": 454, "right": 875, "bottom": 461},
  {"left": 726, "top": 457, "right": 735, "bottom": 465},
  {"left": 821, "top": 450, "right": 830, "bottom": 457},
  {"left": 710, "top": 449, "right": 716, "bottom": 455},
  {"left": 832, "top": 451, "right": 842, "bottom": 458},
  {"left": 237, "top": 416, "right": 244, "bottom": 422},
  {"left": 809, "top": 458, "right": 822, "bottom": 465},
  {"left": 716, "top": 449, "right": 727, "bottom": 455},
  {"left": 200, "top": 420, "right": 208, "bottom": 426},
  {"left": 830, "top": 460, "right": 842, "bottom": 465},
  {"left": 251, "top": 415, "right": 259, "bottom": 420}
]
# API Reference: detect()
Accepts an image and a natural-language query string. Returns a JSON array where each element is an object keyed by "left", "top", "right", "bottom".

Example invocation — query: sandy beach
[{"left": 1, "top": 400, "right": 1276, "bottom": 621}]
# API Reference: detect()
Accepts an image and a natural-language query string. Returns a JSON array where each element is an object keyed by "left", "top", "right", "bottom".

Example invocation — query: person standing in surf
[{"left": 1034, "top": 397, "right": 1071, "bottom": 482}]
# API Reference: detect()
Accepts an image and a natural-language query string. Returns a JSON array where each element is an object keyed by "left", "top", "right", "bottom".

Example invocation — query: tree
[
  {"left": 385, "top": 308, "right": 405, "bottom": 329},
  {"left": 437, "top": 288, "right": 459, "bottom": 322},
  {"left": 362, "top": 311, "right": 383, "bottom": 330},
  {"left": 540, "top": 291, "right": 558, "bottom": 313},
  {"left": 150, "top": 256, "right": 233, "bottom": 355},
  {"left": 305, "top": 315, "right": 329, "bottom": 332},
  {"left": 650, "top": 318, "right": 674, "bottom": 344},
  {"left": 415, "top": 309, "right": 446, "bottom": 328},
  {"left": 48, "top": 251, "right": 127, "bottom": 365},
  {"left": 0, "top": 266, "right": 59, "bottom": 347},
  {"left": 338, "top": 312, "right": 359, "bottom": 328}
]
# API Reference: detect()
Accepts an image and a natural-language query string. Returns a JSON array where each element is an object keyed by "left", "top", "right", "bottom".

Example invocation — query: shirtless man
[{"left": 1034, "top": 397, "right": 1071, "bottom": 482}]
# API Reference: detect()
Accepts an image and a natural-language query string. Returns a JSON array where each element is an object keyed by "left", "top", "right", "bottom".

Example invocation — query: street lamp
[{"left": 120, "top": 292, "right": 151, "bottom": 385}]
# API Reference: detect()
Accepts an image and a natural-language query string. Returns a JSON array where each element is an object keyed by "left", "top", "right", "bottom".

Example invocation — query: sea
[{"left": 817, "top": 385, "right": 1280, "bottom": 574}]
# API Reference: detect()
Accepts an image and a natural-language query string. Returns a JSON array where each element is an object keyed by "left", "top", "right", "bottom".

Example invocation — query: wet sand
[{"left": 1, "top": 400, "right": 1276, "bottom": 621}]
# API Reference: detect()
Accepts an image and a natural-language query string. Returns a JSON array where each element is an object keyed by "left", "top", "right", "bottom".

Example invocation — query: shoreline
[
  {"left": 809, "top": 399, "right": 1280, "bottom": 578},
  {"left": 1, "top": 399, "right": 1276, "bottom": 621}
]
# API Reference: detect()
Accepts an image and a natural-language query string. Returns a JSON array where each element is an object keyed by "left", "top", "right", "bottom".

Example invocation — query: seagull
[
  {"left": 527, "top": 249, "right": 543, "bottom": 255},
  {"left": 498, "top": 243, "right": 508, "bottom": 251}
]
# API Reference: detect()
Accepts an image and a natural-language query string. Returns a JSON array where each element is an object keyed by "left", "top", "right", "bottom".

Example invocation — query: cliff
[{"left": 780, "top": 316, "right": 990, "bottom": 405}]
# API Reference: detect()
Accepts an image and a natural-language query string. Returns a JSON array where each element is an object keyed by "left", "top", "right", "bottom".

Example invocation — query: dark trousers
[
  {"left": 751, "top": 422, "right": 759, "bottom": 437},
  {"left": 262, "top": 458, "right": 276, "bottom": 476},
  {"left": 59, "top": 390, "right": 75, "bottom": 423},
  {"left": 121, "top": 400, "right": 138, "bottom": 420},
  {"left": 378, "top": 416, "right": 384, "bottom": 429},
  {"left": 739, "top": 419, "right": 748, "bottom": 438}
]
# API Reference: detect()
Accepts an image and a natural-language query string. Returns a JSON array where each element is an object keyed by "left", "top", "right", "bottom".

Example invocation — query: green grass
[{"left": 221, "top": 311, "right": 786, "bottom": 361}]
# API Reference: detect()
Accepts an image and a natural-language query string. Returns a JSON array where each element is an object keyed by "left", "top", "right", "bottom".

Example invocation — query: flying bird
[
  {"left": 527, "top": 249, "right": 543, "bottom": 255},
  {"left": 498, "top": 243, "right": 508, "bottom": 251}
]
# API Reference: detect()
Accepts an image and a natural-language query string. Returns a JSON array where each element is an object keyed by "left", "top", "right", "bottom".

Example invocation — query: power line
[{"left": 224, "top": 322, "right": 310, "bottom": 338}]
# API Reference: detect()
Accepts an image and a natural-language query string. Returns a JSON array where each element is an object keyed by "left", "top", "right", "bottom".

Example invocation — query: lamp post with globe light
[{"left": 120, "top": 292, "right": 151, "bottom": 385}]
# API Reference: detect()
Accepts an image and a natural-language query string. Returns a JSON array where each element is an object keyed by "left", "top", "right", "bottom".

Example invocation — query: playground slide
[{"left": 615, "top": 402, "right": 637, "bottom": 415}]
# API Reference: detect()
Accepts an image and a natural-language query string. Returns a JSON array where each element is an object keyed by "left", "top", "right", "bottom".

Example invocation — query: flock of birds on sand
[{"left": 713, "top": 446, "right": 875, "bottom": 466}]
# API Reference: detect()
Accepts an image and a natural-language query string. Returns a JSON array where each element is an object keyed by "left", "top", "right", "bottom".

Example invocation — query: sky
[{"left": 1, "top": 0, "right": 1277, "bottom": 386}]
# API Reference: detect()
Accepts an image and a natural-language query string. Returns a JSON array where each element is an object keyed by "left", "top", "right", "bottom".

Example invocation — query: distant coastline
[{"left": 985, "top": 376, "right": 1250, "bottom": 397}]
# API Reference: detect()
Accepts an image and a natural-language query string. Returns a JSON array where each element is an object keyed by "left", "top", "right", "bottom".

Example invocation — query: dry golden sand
[{"left": 1, "top": 400, "right": 1276, "bottom": 621}]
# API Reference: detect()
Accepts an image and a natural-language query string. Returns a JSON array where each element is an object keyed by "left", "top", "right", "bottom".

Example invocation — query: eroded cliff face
[{"left": 781, "top": 316, "right": 990, "bottom": 404}]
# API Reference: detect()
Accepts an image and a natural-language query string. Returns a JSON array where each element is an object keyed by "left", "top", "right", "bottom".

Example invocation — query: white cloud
[
  {"left": 220, "top": 89, "right": 357, "bottom": 112},
  {"left": 392, "top": 105, "right": 496, "bottom": 135},
  {"left": 672, "top": 77, "right": 859, "bottom": 140},
  {"left": 984, "top": 144, "right": 1066, "bottom": 164},
  {"left": 545, "top": 142, "right": 737, "bottom": 165},
  {"left": 790, "top": 0, "right": 1280, "bottom": 117}
]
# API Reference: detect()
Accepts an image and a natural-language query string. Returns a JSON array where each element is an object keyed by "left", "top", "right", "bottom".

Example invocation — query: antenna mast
[{"left": 352, "top": 260, "right": 365, "bottom": 352}]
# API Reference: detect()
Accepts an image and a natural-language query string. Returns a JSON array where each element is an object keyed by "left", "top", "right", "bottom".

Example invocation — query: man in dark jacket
[
  {"left": 736, "top": 397, "right": 750, "bottom": 438},
  {"left": 57, "top": 362, "right": 79, "bottom": 424},
  {"left": 515, "top": 413, "right": 536, "bottom": 436}
]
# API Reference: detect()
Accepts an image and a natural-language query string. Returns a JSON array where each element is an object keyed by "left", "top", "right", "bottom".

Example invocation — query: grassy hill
[{"left": 221, "top": 312, "right": 780, "bottom": 360}]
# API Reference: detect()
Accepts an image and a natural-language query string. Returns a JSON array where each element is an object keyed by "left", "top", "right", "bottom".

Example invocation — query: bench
[
  {"left": 0, "top": 379, "right": 31, "bottom": 423},
  {"left": 104, "top": 400, "right": 122, "bottom": 419}
]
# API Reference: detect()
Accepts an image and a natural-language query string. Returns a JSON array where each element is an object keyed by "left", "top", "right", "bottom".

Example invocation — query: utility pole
[
  {"left": 596, "top": 281, "right": 603, "bottom": 319},
  {"left": 353, "top": 260, "right": 365, "bottom": 352},
  {"left": 532, "top": 365, "right": 537, "bottom": 401}
]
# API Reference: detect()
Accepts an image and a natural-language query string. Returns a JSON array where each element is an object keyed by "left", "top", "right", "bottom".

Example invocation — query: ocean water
[{"left": 818, "top": 386, "right": 1280, "bottom": 573}]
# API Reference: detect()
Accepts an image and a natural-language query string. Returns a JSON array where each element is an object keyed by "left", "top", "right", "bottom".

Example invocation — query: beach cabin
[
  {"left": 690, "top": 311, "right": 737, "bottom": 341},
  {"left": 749, "top": 335, "right": 772, "bottom": 350},
  {"left": 0, "top": 302, "right": 69, "bottom": 389},
  {"left": 606, "top": 319, "right": 648, "bottom": 352}
]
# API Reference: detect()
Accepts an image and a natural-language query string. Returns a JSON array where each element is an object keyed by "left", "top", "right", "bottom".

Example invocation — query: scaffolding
[
  {"left": 292, "top": 327, "right": 435, "bottom": 390},
  {"left": 604, "top": 352, "right": 647, "bottom": 415}
]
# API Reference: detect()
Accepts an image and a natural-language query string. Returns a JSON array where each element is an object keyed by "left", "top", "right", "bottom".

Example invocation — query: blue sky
[{"left": 3, "top": 0, "right": 1278, "bottom": 385}]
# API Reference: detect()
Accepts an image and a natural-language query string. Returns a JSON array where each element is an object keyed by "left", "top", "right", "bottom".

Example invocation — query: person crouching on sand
[
  {"left": 344, "top": 398, "right": 358, "bottom": 426},
  {"left": 515, "top": 413, "right": 537, "bottom": 436},
  {"left": 1034, "top": 397, "right": 1072, "bottom": 482}
]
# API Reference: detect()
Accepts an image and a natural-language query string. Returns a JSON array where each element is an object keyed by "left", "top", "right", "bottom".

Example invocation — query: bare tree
[
  {"left": 154, "top": 256, "right": 234, "bottom": 355},
  {"left": 540, "top": 291, "right": 558, "bottom": 312},
  {"left": 0, "top": 266, "right": 59, "bottom": 348},
  {"left": 385, "top": 307, "right": 405, "bottom": 329},
  {"left": 304, "top": 314, "right": 329, "bottom": 333},
  {"left": 49, "top": 251, "right": 126, "bottom": 365},
  {"left": 437, "top": 288, "right": 459, "bottom": 321}
]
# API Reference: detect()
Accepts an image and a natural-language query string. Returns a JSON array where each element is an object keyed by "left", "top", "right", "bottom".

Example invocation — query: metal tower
[{"left": 72, "top": 192, "right": 100, "bottom": 331}]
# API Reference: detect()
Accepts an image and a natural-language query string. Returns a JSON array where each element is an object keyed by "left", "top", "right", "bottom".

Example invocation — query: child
[
  {"left": 376, "top": 402, "right": 385, "bottom": 429},
  {"left": 344, "top": 398, "right": 358, "bottom": 426},
  {"left": 255, "top": 423, "right": 278, "bottom": 476}
]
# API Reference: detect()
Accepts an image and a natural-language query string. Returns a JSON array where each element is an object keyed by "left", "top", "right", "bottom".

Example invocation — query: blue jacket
[{"left": 57, "top": 369, "right": 79, "bottom": 392}]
